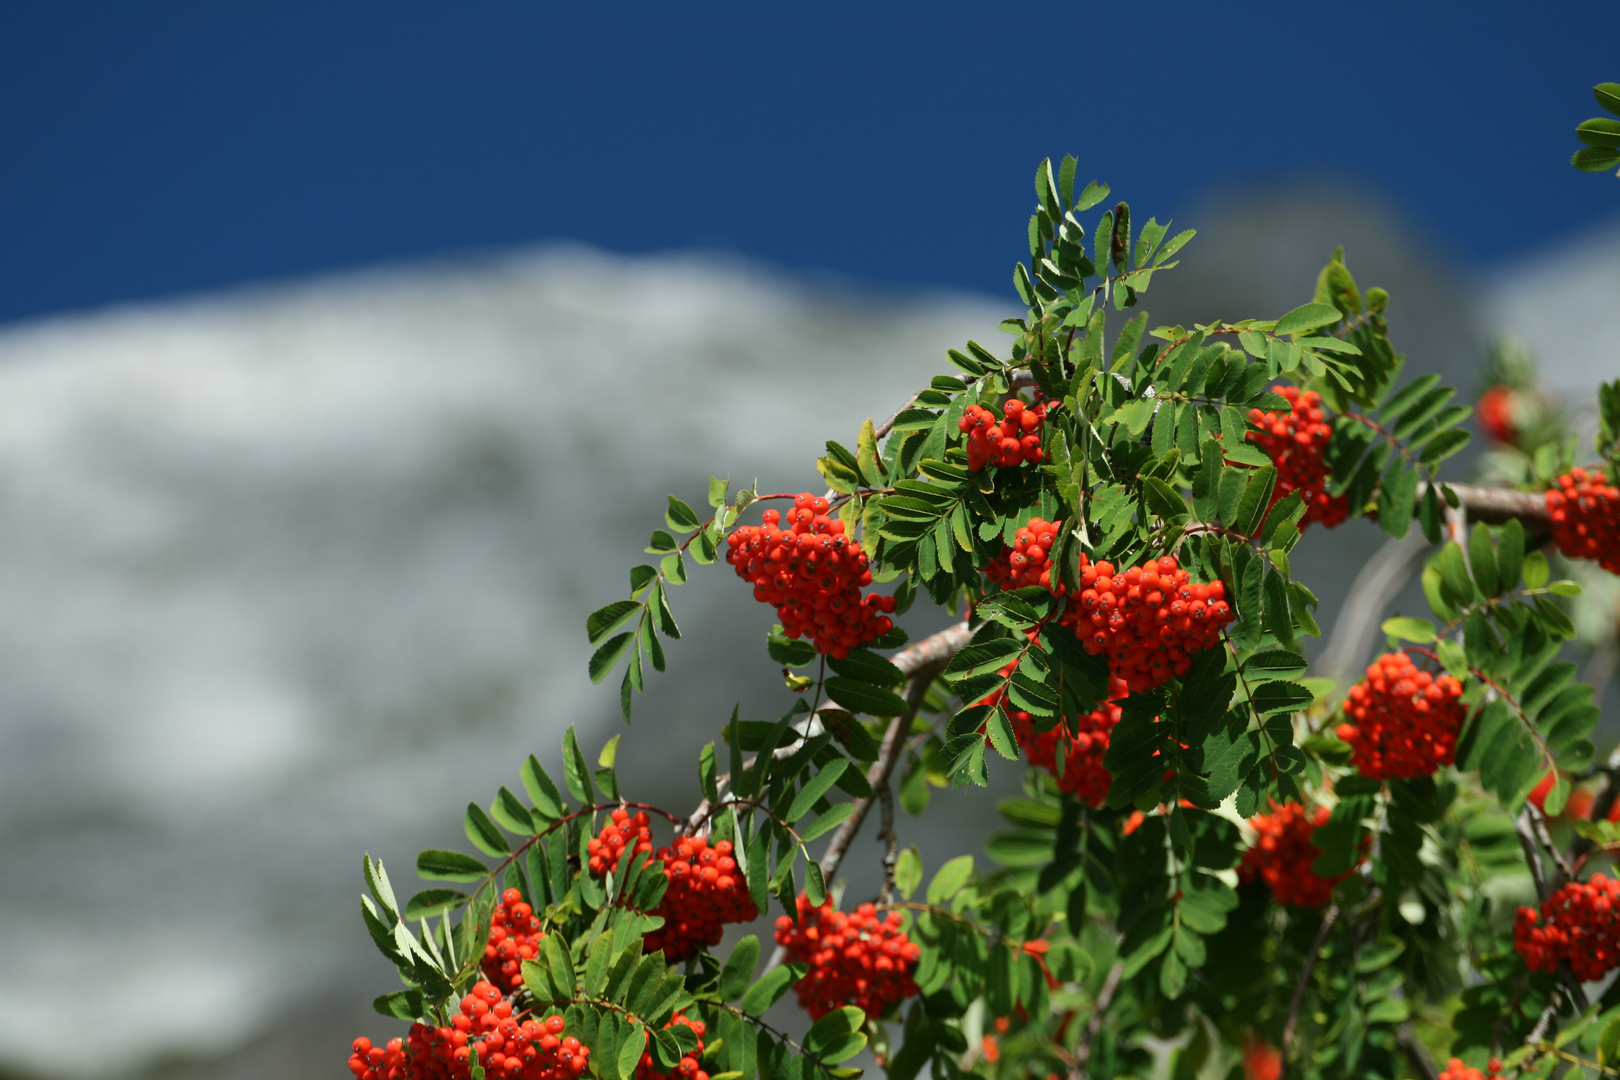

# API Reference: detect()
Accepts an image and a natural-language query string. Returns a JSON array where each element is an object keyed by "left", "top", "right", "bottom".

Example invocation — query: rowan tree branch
[
  {"left": 1517, "top": 812, "right": 1551, "bottom": 904},
  {"left": 683, "top": 621, "right": 974, "bottom": 836},
  {"left": 1397, "top": 1024, "right": 1441, "bottom": 1080},
  {"left": 1431, "top": 483, "right": 1551, "bottom": 530},
  {"left": 760, "top": 631, "right": 965, "bottom": 974},
  {"left": 876, "top": 783, "right": 899, "bottom": 905},
  {"left": 1283, "top": 903, "right": 1339, "bottom": 1061},
  {"left": 1070, "top": 961, "right": 1124, "bottom": 1080}
]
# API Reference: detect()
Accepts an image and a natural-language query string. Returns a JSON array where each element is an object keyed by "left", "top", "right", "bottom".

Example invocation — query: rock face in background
[{"left": 0, "top": 193, "right": 1611, "bottom": 1079}]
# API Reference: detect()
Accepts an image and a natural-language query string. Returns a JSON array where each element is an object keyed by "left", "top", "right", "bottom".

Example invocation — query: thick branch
[
  {"left": 1438, "top": 483, "right": 1550, "bottom": 529},
  {"left": 876, "top": 783, "right": 899, "bottom": 905},
  {"left": 1516, "top": 812, "right": 1551, "bottom": 904},
  {"left": 1528, "top": 804, "right": 1574, "bottom": 884}
]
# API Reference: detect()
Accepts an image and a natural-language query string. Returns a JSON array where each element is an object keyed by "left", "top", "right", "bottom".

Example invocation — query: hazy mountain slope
[{"left": 0, "top": 249, "right": 1011, "bottom": 1078}]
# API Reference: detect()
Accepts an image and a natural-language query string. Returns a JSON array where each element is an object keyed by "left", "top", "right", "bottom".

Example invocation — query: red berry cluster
[
  {"left": 1477, "top": 385, "right": 1517, "bottom": 445},
  {"left": 636, "top": 1013, "right": 709, "bottom": 1080},
  {"left": 1547, "top": 468, "right": 1620, "bottom": 574},
  {"left": 1514, "top": 873, "right": 1620, "bottom": 981},
  {"left": 1334, "top": 652, "right": 1466, "bottom": 781},
  {"left": 986, "top": 517, "right": 1062, "bottom": 592},
  {"left": 643, "top": 834, "right": 759, "bottom": 961},
  {"left": 725, "top": 494, "right": 896, "bottom": 659},
  {"left": 968, "top": 616, "right": 1125, "bottom": 808},
  {"left": 1009, "top": 676, "right": 1130, "bottom": 808},
  {"left": 1062, "top": 555, "right": 1232, "bottom": 694},
  {"left": 1245, "top": 385, "right": 1349, "bottom": 530},
  {"left": 1239, "top": 802, "right": 1349, "bottom": 908},
  {"left": 349, "top": 981, "right": 588, "bottom": 1080},
  {"left": 1438, "top": 1059, "right": 1507, "bottom": 1080},
  {"left": 586, "top": 806, "right": 654, "bottom": 876},
  {"left": 960, "top": 399, "right": 1047, "bottom": 470},
  {"left": 586, "top": 809, "right": 758, "bottom": 961},
  {"left": 482, "top": 889, "right": 546, "bottom": 993},
  {"left": 774, "top": 896, "right": 921, "bottom": 1020}
]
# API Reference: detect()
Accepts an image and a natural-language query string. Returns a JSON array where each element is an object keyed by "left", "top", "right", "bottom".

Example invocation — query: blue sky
[{"left": 1, "top": 3, "right": 1616, "bottom": 326}]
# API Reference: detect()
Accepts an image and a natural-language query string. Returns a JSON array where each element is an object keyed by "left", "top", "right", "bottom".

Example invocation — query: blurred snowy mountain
[
  {"left": 0, "top": 193, "right": 1610, "bottom": 1079},
  {"left": 0, "top": 249, "right": 1010, "bottom": 1079},
  {"left": 1479, "top": 212, "right": 1620, "bottom": 393}
]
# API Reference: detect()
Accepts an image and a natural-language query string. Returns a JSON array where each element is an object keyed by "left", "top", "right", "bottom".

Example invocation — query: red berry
[
  {"left": 587, "top": 815, "right": 758, "bottom": 961},
  {"left": 1547, "top": 468, "right": 1620, "bottom": 575},
  {"left": 985, "top": 517, "right": 1064, "bottom": 592},
  {"left": 481, "top": 887, "right": 547, "bottom": 993},
  {"left": 350, "top": 982, "right": 588, "bottom": 1079},
  {"left": 1439, "top": 1060, "right": 1488, "bottom": 1080},
  {"left": 1337, "top": 652, "right": 1466, "bottom": 781},
  {"left": 725, "top": 496, "right": 894, "bottom": 657},
  {"left": 635, "top": 1013, "right": 709, "bottom": 1080},
  {"left": 1515, "top": 873, "right": 1620, "bottom": 982},
  {"left": 774, "top": 897, "right": 921, "bottom": 1020},
  {"left": 1245, "top": 385, "right": 1349, "bottom": 531},
  {"left": 1055, "top": 553, "right": 1232, "bottom": 694},
  {"left": 1476, "top": 385, "right": 1517, "bottom": 445},
  {"left": 959, "top": 399, "right": 1048, "bottom": 471},
  {"left": 1239, "top": 802, "right": 1351, "bottom": 908}
]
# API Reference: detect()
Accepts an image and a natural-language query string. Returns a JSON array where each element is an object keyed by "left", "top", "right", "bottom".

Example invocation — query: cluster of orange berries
[
  {"left": 1009, "top": 676, "right": 1129, "bottom": 808},
  {"left": 349, "top": 982, "right": 588, "bottom": 1080},
  {"left": 1547, "top": 468, "right": 1620, "bottom": 574},
  {"left": 960, "top": 398, "right": 1047, "bottom": 470},
  {"left": 635, "top": 1014, "right": 709, "bottom": 1080},
  {"left": 1514, "top": 873, "right": 1620, "bottom": 981},
  {"left": 725, "top": 495, "right": 896, "bottom": 659},
  {"left": 986, "top": 517, "right": 1062, "bottom": 591},
  {"left": 643, "top": 834, "right": 758, "bottom": 960},
  {"left": 586, "top": 808, "right": 757, "bottom": 961},
  {"left": 1438, "top": 1058, "right": 1507, "bottom": 1080},
  {"left": 1064, "top": 555, "right": 1232, "bottom": 694},
  {"left": 586, "top": 806, "right": 655, "bottom": 876},
  {"left": 482, "top": 889, "right": 545, "bottom": 993},
  {"left": 1334, "top": 652, "right": 1467, "bottom": 781},
  {"left": 774, "top": 896, "right": 922, "bottom": 1020},
  {"left": 1245, "top": 385, "right": 1349, "bottom": 530},
  {"left": 980, "top": 520, "right": 1229, "bottom": 695},
  {"left": 1239, "top": 802, "right": 1348, "bottom": 908}
]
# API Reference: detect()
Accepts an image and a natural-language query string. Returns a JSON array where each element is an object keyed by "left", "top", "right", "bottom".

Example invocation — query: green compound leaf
[
  {"left": 1273, "top": 302, "right": 1342, "bottom": 336},
  {"left": 416, "top": 849, "right": 488, "bottom": 883},
  {"left": 824, "top": 677, "right": 910, "bottom": 716},
  {"left": 587, "top": 600, "right": 640, "bottom": 646},
  {"left": 562, "top": 726, "right": 593, "bottom": 804},
  {"left": 1382, "top": 616, "right": 1436, "bottom": 644},
  {"left": 720, "top": 935, "right": 761, "bottom": 1001},
  {"left": 927, "top": 854, "right": 974, "bottom": 905},
  {"left": 738, "top": 964, "right": 799, "bottom": 1017},
  {"left": 464, "top": 802, "right": 510, "bottom": 857},
  {"left": 665, "top": 495, "right": 701, "bottom": 532}
]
